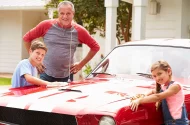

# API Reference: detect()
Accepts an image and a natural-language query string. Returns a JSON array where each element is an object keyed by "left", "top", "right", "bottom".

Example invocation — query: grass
[{"left": 0, "top": 77, "right": 11, "bottom": 85}]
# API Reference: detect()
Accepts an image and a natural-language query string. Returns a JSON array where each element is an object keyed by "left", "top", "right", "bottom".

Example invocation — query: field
[{"left": 0, "top": 78, "right": 11, "bottom": 85}]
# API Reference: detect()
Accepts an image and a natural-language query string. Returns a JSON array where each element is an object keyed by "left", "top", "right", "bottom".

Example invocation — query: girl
[{"left": 130, "top": 60, "right": 189, "bottom": 125}]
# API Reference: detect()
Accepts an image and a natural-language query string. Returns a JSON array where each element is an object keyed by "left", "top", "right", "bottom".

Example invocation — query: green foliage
[
  {"left": 83, "top": 64, "right": 92, "bottom": 76},
  {"left": 0, "top": 78, "right": 11, "bottom": 85},
  {"left": 117, "top": 1, "right": 132, "bottom": 43},
  {"left": 45, "top": 0, "right": 132, "bottom": 43}
]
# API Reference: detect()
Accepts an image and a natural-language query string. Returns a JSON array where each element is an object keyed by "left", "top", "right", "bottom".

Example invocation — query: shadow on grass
[{"left": 0, "top": 78, "right": 11, "bottom": 85}]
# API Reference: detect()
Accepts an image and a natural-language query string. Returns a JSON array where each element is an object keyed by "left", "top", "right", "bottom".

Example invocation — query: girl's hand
[
  {"left": 130, "top": 99, "right": 141, "bottom": 111},
  {"left": 136, "top": 94, "right": 145, "bottom": 98},
  {"left": 130, "top": 94, "right": 145, "bottom": 102}
]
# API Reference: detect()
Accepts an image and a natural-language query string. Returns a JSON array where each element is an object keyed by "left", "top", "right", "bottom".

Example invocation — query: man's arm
[
  {"left": 80, "top": 49, "right": 97, "bottom": 67},
  {"left": 70, "top": 49, "right": 97, "bottom": 74},
  {"left": 24, "top": 42, "right": 31, "bottom": 53},
  {"left": 72, "top": 24, "right": 100, "bottom": 74},
  {"left": 23, "top": 20, "right": 53, "bottom": 53}
]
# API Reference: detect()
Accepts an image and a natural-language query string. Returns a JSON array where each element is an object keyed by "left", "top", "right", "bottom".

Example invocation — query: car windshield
[{"left": 89, "top": 45, "right": 190, "bottom": 84}]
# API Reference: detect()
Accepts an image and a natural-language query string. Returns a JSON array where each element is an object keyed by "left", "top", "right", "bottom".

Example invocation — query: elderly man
[{"left": 23, "top": 1, "right": 100, "bottom": 82}]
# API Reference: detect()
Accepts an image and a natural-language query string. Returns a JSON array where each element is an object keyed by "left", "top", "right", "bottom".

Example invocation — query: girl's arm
[
  {"left": 130, "top": 84, "right": 181, "bottom": 111},
  {"left": 146, "top": 82, "right": 160, "bottom": 96},
  {"left": 146, "top": 89, "right": 156, "bottom": 96}
]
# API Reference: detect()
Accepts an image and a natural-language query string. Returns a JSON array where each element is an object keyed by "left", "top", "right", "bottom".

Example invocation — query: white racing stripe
[
  {"left": 5, "top": 79, "right": 153, "bottom": 112},
  {"left": 0, "top": 89, "right": 10, "bottom": 94},
  {"left": 28, "top": 91, "right": 88, "bottom": 112},
  {"left": 27, "top": 80, "right": 147, "bottom": 112},
  {"left": 97, "top": 99, "right": 131, "bottom": 112},
  {"left": 6, "top": 89, "right": 60, "bottom": 109}
]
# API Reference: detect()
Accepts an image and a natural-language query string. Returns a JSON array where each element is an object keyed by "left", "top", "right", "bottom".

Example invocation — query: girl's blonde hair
[
  {"left": 151, "top": 60, "right": 172, "bottom": 110},
  {"left": 151, "top": 60, "right": 172, "bottom": 93},
  {"left": 151, "top": 60, "right": 172, "bottom": 73}
]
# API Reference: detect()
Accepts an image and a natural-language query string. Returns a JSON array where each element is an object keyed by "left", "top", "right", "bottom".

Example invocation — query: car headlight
[{"left": 99, "top": 116, "right": 116, "bottom": 125}]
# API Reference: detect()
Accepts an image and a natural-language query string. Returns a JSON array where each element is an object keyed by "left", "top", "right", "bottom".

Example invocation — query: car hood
[{"left": 0, "top": 76, "right": 155, "bottom": 116}]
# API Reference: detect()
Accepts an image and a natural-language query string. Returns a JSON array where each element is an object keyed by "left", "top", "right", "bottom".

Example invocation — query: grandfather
[{"left": 23, "top": 1, "right": 100, "bottom": 82}]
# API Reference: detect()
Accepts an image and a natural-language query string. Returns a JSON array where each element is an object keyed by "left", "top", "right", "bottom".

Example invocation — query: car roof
[{"left": 121, "top": 39, "right": 190, "bottom": 48}]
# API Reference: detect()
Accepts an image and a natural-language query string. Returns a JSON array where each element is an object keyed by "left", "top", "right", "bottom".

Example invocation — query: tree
[{"left": 45, "top": 0, "right": 132, "bottom": 44}]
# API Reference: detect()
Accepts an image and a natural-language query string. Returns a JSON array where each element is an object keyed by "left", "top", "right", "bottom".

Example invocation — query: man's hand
[
  {"left": 36, "top": 63, "right": 46, "bottom": 74},
  {"left": 70, "top": 62, "right": 83, "bottom": 74}
]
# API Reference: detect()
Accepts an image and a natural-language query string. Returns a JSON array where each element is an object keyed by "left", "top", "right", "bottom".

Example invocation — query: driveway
[
  {"left": 0, "top": 73, "right": 12, "bottom": 78},
  {"left": 0, "top": 85, "right": 10, "bottom": 90}
]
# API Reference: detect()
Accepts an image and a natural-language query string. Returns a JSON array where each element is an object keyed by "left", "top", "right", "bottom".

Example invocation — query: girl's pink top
[{"left": 161, "top": 82, "right": 184, "bottom": 119}]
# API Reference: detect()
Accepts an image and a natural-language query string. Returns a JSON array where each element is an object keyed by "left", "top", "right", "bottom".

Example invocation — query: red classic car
[{"left": 1, "top": 39, "right": 190, "bottom": 125}]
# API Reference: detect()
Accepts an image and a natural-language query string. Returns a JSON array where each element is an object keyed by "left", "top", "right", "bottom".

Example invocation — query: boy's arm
[
  {"left": 24, "top": 74, "right": 68, "bottom": 87},
  {"left": 24, "top": 74, "right": 50, "bottom": 86}
]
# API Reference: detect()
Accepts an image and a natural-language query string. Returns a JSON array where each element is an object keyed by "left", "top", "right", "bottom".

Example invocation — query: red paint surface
[{"left": 0, "top": 75, "right": 190, "bottom": 125}]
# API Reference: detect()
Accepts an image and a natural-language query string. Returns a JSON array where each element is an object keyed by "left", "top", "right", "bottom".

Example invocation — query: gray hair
[{"left": 57, "top": 1, "right": 75, "bottom": 12}]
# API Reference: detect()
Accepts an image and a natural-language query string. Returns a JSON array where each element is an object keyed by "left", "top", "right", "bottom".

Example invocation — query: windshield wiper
[
  {"left": 136, "top": 73, "right": 153, "bottom": 79},
  {"left": 58, "top": 88, "right": 82, "bottom": 93},
  {"left": 91, "top": 72, "right": 113, "bottom": 76}
]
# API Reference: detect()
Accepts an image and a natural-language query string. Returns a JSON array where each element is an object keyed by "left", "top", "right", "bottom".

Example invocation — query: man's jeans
[{"left": 40, "top": 73, "right": 73, "bottom": 82}]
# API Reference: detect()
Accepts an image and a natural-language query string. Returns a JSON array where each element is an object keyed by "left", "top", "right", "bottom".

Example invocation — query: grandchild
[
  {"left": 11, "top": 40, "right": 64, "bottom": 88},
  {"left": 130, "top": 60, "right": 189, "bottom": 125}
]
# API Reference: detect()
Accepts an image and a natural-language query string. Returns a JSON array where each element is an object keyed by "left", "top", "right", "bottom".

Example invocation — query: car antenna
[{"left": 68, "top": 26, "right": 75, "bottom": 82}]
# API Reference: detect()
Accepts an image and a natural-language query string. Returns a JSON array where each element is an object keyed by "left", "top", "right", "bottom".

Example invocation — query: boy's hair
[{"left": 30, "top": 40, "right": 47, "bottom": 52}]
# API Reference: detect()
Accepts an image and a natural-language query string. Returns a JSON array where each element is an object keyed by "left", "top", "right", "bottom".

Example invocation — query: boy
[{"left": 11, "top": 40, "right": 64, "bottom": 88}]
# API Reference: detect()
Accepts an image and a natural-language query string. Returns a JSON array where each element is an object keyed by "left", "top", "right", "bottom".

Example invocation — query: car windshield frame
[{"left": 88, "top": 44, "right": 190, "bottom": 85}]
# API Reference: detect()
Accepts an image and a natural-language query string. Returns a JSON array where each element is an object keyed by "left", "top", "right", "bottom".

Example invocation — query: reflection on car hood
[{"left": 0, "top": 76, "right": 155, "bottom": 116}]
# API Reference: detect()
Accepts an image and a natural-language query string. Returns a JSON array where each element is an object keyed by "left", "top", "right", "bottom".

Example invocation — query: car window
[{"left": 90, "top": 45, "right": 190, "bottom": 84}]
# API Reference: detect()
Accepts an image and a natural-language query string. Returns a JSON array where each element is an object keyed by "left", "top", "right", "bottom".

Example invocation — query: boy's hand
[
  {"left": 130, "top": 99, "right": 141, "bottom": 111},
  {"left": 47, "top": 82, "right": 69, "bottom": 88},
  {"left": 37, "top": 63, "right": 46, "bottom": 74},
  {"left": 53, "top": 82, "right": 69, "bottom": 86}
]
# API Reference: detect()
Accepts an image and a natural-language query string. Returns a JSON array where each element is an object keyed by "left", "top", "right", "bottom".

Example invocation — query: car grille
[{"left": 0, "top": 106, "right": 77, "bottom": 125}]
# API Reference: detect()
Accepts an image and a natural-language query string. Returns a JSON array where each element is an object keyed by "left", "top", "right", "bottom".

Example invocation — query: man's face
[
  {"left": 29, "top": 48, "right": 46, "bottom": 66},
  {"left": 58, "top": 4, "right": 74, "bottom": 28}
]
